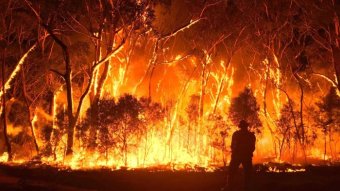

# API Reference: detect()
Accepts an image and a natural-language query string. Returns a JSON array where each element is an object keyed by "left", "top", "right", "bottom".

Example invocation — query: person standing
[{"left": 225, "top": 120, "right": 256, "bottom": 191}]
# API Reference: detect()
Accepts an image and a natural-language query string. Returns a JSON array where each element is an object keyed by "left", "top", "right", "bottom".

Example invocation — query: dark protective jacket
[{"left": 231, "top": 129, "right": 256, "bottom": 159}]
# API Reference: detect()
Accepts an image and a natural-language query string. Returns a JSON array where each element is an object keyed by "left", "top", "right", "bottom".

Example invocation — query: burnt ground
[{"left": 0, "top": 163, "right": 340, "bottom": 191}]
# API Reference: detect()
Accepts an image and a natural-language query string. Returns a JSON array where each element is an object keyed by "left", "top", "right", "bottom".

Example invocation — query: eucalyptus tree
[{"left": 23, "top": 0, "right": 161, "bottom": 156}]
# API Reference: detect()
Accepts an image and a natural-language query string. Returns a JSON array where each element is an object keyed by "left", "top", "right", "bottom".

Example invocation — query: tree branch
[
  {"left": 0, "top": 43, "right": 37, "bottom": 99},
  {"left": 50, "top": 69, "right": 65, "bottom": 79}
]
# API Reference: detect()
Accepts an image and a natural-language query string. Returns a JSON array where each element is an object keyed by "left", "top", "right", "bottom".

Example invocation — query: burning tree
[{"left": 20, "top": 0, "right": 160, "bottom": 157}]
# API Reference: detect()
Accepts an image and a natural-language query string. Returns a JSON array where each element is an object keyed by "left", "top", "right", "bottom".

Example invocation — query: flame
[
  {"left": 266, "top": 166, "right": 306, "bottom": 173},
  {"left": 0, "top": 152, "right": 8, "bottom": 162},
  {"left": 0, "top": 43, "right": 37, "bottom": 99},
  {"left": 1, "top": 28, "right": 339, "bottom": 171},
  {"left": 4, "top": 49, "right": 339, "bottom": 170}
]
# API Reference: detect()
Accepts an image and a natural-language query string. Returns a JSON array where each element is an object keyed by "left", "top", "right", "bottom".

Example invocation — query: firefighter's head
[{"left": 238, "top": 120, "right": 249, "bottom": 130}]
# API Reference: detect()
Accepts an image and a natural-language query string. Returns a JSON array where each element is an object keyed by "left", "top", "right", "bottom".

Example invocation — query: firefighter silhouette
[{"left": 225, "top": 120, "right": 256, "bottom": 191}]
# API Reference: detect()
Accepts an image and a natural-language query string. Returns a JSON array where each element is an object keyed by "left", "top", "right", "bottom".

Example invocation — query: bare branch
[
  {"left": 157, "top": 53, "right": 192, "bottom": 65},
  {"left": 200, "top": 0, "right": 223, "bottom": 18},
  {"left": 311, "top": 73, "right": 338, "bottom": 88},
  {"left": 159, "top": 18, "right": 203, "bottom": 42},
  {"left": 92, "top": 37, "right": 126, "bottom": 70},
  {"left": 50, "top": 69, "right": 65, "bottom": 79}
]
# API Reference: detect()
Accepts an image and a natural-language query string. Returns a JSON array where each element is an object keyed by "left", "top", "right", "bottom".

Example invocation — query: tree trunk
[
  {"left": 54, "top": 36, "right": 75, "bottom": 157},
  {"left": 328, "top": 125, "right": 334, "bottom": 160},
  {"left": 1, "top": 50, "right": 12, "bottom": 161},
  {"left": 39, "top": 22, "right": 75, "bottom": 156},
  {"left": 332, "top": 46, "right": 340, "bottom": 91},
  {"left": 45, "top": 91, "right": 54, "bottom": 156},
  {"left": 88, "top": 38, "right": 113, "bottom": 149},
  {"left": 148, "top": 41, "right": 159, "bottom": 99},
  {"left": 27, "top": 107, "right": 39, "bottom": 154},
  {"left": 65, "top": 68, "right": 75, "bottom": 156},
  {"left": 88, "top": 23, "right": 115, "bottom": 149},
  {"left": 143, "top": 130, "right": 148, "bottom": 167},
  {"left": 199, "top": 63, "right": 206, "bottom": 122},
  {"left": 279, "top": 125, "right": 290, "bottom": 161},
  {"left": 21, "top": 70, "right": 39, "bottom": 154},
  {"left": 298, "top": 83, "right": 307, "bottom": 163},
  {"left": 213, "top": 77, "right": 225, "bottom": 114},
  {"left": 213, "top": 57, "right": 232, "bottom": 114},
  {"left": 65, "top": 69, "right": 76, "bottom": 156},
  {"left": 333, "top": 13, "right": 340, "bottom": 91},
  {"left": 324, "top": 131, "right": 327, "bottom": 162}
]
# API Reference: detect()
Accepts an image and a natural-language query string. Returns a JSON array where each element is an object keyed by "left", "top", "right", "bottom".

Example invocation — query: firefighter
[{"left": 224, "top": 119, "right": 256, "bottom": 191}]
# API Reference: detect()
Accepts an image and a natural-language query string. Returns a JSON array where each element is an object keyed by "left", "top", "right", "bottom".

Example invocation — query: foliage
[
  {"left": 207, "top": 113, "right": 230, "bottom": 150},
  {"left": 275, "top": 102, "right": 299, "bottom": 155},
  {"left": 76, "top": 94, "right": 166, "bottom": 164},
  {"left": 315, "top": 87, "right": 340, "bottom": 132},
  {"left": 229, "top": 87, "right": 262, "bottom": 133}
]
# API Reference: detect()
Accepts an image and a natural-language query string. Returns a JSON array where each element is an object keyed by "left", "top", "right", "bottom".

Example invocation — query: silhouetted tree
[
  {"left": 112, "top": 94, "right": 143, "bottom": 166},
  {"left": 275, "top": 102, "right": 299, "bottom": 161},
  {"left": 186, "top": 95, "right": 200, "bottom": 152},
  {"left": 229, "top": 87, "right": 262, "bottom": 133},
  {"left": 96, "top": 99, "right": 116, "bottom": 161},
  {"left": 139, "top": 97, "right": 165, "bottom": 165},
  {"left": 312, "top": 87, "right": 340, "bottom": 160},
  {"left": 207, "top": 113, "right": 230, "bottom": 166}
]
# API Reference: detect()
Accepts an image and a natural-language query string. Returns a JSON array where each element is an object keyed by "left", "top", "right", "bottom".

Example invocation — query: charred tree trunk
[
  {"left": 298, "top": 83, "right": 307, "bottom": 163},
  {"left": 1, "top": 50, "right": 12, "bottom": 161},
  {"left": 64, "top": 49, "right": 76, "bottom": 156},
  {"left": 41, "top": 22, "right": 75, "bottom": 156},
  {"left": 23, "top": 2, "right": 76, "bottom": 156},
  {"left": 46, "top": 25, "right": 76, "bottom": 157}
]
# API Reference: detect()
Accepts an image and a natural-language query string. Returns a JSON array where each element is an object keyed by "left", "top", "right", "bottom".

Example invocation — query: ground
[{"left": 0, "top": 163, "right": 340, "bottom": 191}]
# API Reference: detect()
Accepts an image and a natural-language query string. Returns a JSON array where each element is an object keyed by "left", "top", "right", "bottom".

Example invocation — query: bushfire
[{"left": 0, "top": 0, "right": 340, "bottom": 174}]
